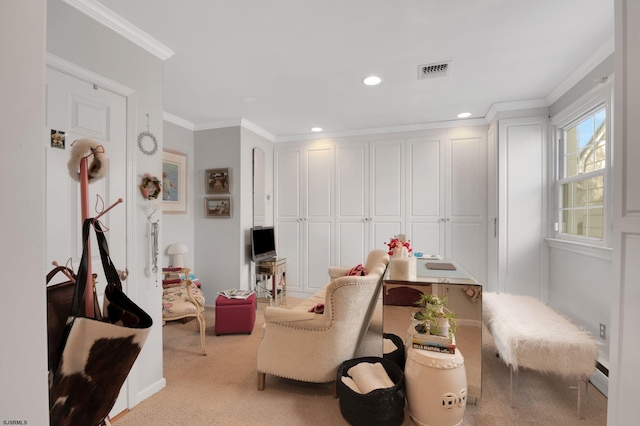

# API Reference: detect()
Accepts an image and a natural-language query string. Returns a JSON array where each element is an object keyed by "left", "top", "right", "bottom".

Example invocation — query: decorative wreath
[
  {"left": 137, "top": 130, "right": 159, "bottom": 156},
  {"left": 67, "top": 138, "right": 107, "bottom": 182},
  {"left": 140, "top": 173, "right": 162, "bottom": 200}
]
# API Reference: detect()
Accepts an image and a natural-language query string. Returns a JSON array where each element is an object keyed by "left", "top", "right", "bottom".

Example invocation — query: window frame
[{"left": 550, "top": 81, "right": 613, "bottom": 247}]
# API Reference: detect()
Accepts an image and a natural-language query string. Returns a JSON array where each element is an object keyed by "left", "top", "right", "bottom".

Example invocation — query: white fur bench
[{"left": 483, "top": 292, "right": 598, "bottom": 418}]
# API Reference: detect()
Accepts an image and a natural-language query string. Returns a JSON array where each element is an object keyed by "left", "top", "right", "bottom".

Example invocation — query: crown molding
[
  {"left": 546, "top": 37, "right": 615, "bottom": 105},
  {"left": 163, "top": 112, "right": 195, "bottom": 130},
  {"left": 63, "top": 0, "right": 175, "bottom": 60},
  {"left": 485, "top": 99, "right": 549, "bottom": 123},
  {"left": 274, "top": 118, "right": 488, "bottom": 143},
  {"left": 240, "top": 119, "right": 276, "bottom": 142}
]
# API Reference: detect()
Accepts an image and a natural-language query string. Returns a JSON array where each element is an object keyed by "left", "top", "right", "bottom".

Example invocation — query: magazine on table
[{"left": 219, "top": 289, "right": 255, "bottom": 299}]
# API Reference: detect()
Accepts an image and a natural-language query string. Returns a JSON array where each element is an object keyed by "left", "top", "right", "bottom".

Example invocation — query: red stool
[{"left": 215, "top": 293, "right": 257, "bottom": 335}]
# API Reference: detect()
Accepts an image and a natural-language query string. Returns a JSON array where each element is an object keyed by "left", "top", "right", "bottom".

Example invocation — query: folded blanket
[
  {"left": 383, "top": 337, "right": 398, "bottom": 355},
  {"left": 341, "top": 376, "right": 362, "bottom": 394},
  {"left": 347, "top": 362, "right": 394, "bottom": 394}
]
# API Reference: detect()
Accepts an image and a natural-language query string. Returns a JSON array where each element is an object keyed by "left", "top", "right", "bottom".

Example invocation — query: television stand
[{"left": 254, "top": 258, "right": 286, "bottom": 306}]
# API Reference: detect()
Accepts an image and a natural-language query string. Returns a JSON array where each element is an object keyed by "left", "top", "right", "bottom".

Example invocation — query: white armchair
[{"left": 256, "top": 249, "right": 389, "bottom": 393}]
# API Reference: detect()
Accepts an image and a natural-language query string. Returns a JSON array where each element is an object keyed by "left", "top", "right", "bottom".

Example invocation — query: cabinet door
[
  {"left": 446, "top": 130, "right": 487, "bottom": 284},
  {"left": 336, "top": 143, "right": 369, "bottom": 267},
  {"left": 304, "top": 146, "right": 333, "bottom": 292},
  {"left": 497, "top": 118, "right": 547, "bottom": 297},
  {"left": 406, "top": 136, "right": 445, "bottom": 257},
  {"left": 275, "top": 149, "right": 302, "bottom": 292},
  {"left": 370, "top": 140, "right": 404, "bottom": 249}
]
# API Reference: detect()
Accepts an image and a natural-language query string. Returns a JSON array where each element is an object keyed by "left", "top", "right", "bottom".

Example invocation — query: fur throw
[
  {"left": 483, "top": 292, "right": 598, "bottom": 378},
  {"left": 68, "top": 138, "right": 107, "bottom": 182}
]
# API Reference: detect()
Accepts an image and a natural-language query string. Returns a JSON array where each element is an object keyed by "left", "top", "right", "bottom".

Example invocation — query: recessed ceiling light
[
  {"left": 457, "top": 112, "right": 471, "bottom": 118},
  {"left": 310, "top": 127, "right": 323, "bottom": 132},
  {"left": 363, "top": 75, "right": 382, "bottom": 86},
  {"left": 242, "top": 97, "right": 256, "bottom": 103}
]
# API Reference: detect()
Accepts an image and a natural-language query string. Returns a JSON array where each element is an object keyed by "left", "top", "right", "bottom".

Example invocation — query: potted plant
[{"left": 412, "top": 293, "right": 458, "bottom": 337}]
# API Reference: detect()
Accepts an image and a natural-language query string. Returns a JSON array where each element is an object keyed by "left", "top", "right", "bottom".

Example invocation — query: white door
[
  {"left": 370, "top": 140, "right": 404, "bottom": 250},
  {"left": 45, "top": 67, "right": 129, "bottom": 417},
  {"left": 446, "top": 131, "right": 487, "bottom": 284},
  {"left": 406, "top": 135, "right": 446, "bottom": 257},
  {"left": 336, "top": 143, "right": 369, "bottom": 267},
  {"left": 303, "top": 145, "right": 333, "bottom": 293}
]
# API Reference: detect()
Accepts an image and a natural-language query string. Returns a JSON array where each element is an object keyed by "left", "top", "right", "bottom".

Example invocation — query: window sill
[{"left": 545, "top": 238, "right": 613, "bottom": 261}]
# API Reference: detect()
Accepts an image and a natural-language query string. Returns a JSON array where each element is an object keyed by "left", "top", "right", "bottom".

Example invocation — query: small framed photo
[
  {"left": 163, "top": 150, "right": 188, "bottom": 214},
  {"left": 205, "top": 168, "right": 231, "bottom": 194},
  {"left": 205, "top": 196, "right": 232, "bottom": 218}
]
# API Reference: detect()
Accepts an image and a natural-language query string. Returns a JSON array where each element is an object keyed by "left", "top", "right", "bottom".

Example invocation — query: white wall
[
  {"left": 192, "top": 126, "right": 274, "bottom": 304},
  {"left": 546, "top": 52, "right": 615, "bottom": 374},
  {"left": 194, "top": 127, "right": 242, "bottom": 304},
  {"left": 47, "top": 0, "right": 166, "bottom": 406},
  {"left": 162, "top": 121, "right": 195, "bottom": 268},
  {"left": 548, "top": 247, "right": 611, "bottom": 361},
  {"left": 0, "top": 1, "right": 49, "bottom": 423}
]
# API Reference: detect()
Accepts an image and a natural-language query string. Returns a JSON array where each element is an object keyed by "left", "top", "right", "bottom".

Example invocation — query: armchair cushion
[
  {"left": 162, "top": 283, "right": 205, "bottom": 319},
  {"left": 345, "top": 264, "right": 367, "bottom": 276}
]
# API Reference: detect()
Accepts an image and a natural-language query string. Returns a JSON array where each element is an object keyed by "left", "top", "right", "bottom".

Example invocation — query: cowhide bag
[{"left": 49, "top": 219, "right": 152, "bottom": 426}]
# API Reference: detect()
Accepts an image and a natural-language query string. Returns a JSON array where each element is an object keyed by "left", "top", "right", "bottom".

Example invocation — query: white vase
[{"left": 435, "top": 317, "right": 450, "bottom": 337}]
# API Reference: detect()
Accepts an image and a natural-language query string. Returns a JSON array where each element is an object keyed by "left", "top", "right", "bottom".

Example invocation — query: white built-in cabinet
[
  {"left": 488, "top": 117, "right": 548, "bottom": 298},
  {"left": 274, "top": 144, "right": 334, "bottom": 294},
  {"left": 276, "top": 127, "right": 488, "bottom": 296},
  {"left": 335, "top": 140, "right": 405, "bottom": 268},
  {"left": 406, "top": 129, "right": 488, "bottom": 283}
]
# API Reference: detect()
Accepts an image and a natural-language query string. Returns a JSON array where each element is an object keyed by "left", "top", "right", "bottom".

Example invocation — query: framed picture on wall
[
  {"left": 162, "top": 150, "right": 187, "bottom": 213},
  {"left": 205, "top": 168, "right": 231, "bottom": 193},
  {"left": 205, "top": 196, "right": 232, "bottom": 218}
]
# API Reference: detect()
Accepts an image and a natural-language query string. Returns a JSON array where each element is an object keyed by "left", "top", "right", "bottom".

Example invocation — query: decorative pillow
[
  {"left": 345, "top": 264, "right": 367, "bottom": 276},
  {"left": 308, "top": 303, "right": 324, "bottom": 314}
]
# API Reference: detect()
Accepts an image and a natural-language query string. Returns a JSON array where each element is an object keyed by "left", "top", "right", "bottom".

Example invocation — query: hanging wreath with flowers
[{"left": 140, "top": 173, "right": 162, "bottom": 200}]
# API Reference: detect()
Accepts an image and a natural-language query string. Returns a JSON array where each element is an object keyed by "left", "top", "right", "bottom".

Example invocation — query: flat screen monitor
[{"left": 251, "top": 226, "right": 277, "bottom": 262}]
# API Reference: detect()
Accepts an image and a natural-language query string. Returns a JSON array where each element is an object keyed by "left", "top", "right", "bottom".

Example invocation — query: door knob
[{"left": 118, "top": 268, "right": 129, "bottom": 281}]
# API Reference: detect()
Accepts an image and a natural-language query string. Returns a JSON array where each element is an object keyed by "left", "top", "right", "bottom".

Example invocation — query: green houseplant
[{"left": 412, "top": 293, "right": 458, "bottom": 337}]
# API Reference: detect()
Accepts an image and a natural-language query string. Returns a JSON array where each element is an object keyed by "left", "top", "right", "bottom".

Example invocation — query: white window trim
[{"left": 549, "top": 75, "right": 614, "bottom": 248}]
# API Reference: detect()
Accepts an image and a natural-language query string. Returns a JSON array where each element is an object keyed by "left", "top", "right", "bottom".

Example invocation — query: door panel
[
  {"left": 46, "top": 67, "right": 128, "bottom": 416},
  {"left": 371, "top": 141, "right": 403, "bottom": 219},
  {"left": 276, "top": 220, "right": 302, "bottom": 292},
  {"left": 305, "top": 221, "right": 332, "bottom": 292}
]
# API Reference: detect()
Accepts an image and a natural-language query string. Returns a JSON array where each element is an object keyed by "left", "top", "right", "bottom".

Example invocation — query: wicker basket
[
  {"left": 383, "top": 333, "right": 406, "bottom": 371},
  {"left": 337, "top": 357, "right": 405, "bottom": 426}
]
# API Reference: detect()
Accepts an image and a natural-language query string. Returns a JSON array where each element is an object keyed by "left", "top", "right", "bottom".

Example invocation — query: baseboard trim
[
  {"left": 134, "top": 377, "right": 166, "bottom": 407},
  {"left": 590, "top": 361, "right": 609, "bottom": 397}
]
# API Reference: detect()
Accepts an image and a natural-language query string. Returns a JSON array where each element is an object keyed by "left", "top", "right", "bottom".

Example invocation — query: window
[{"left": 555, "top": 89, "right": 611, "bottom": 244}]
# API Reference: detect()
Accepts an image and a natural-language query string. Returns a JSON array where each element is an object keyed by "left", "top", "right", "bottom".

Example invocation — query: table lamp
[{"left": 168, "top": 243, "right": 188, "bottom": 267}]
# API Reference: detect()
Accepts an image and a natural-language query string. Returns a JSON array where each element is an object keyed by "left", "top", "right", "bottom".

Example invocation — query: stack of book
[{"left": 411, "top": 333, "right": 456, "bottom": 354}]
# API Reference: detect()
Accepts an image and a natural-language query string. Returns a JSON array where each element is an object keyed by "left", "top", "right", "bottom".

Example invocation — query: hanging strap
[
  {"left": 69, "top": 219, "right": 93, "bottom": 318},
  {"left": 46, "top": 266, "right": 76, "bottom": 285}
]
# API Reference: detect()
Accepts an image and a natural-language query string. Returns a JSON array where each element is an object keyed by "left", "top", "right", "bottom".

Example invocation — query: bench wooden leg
[
  {"left": 257, "top": 372, "right": 265, "bottom": 390},
  {"left": 509, "top": 365, "right": 518, "bottom": 408},
  {"left": 577, "top": 375, "right": 588, "bottom": 419}
]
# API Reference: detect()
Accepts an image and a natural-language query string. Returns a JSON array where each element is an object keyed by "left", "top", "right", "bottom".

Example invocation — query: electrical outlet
[{"left": 599, "top": 323, "right": 606, "bottom": 339}]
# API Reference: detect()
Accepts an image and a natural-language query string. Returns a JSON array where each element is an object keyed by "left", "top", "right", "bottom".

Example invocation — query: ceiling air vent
[{"left": 418, "top": 61, "right": 451, "bottom": 80}]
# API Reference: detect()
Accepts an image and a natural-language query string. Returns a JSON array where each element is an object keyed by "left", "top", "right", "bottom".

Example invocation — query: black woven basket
[
  {"left": 383, "top": 333, "right": 406, "bottom": 371},
  {"left": 337, "top": 356, "right": 405, "bottom": 426}
]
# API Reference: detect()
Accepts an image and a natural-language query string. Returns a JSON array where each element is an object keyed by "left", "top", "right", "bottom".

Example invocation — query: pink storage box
[{"left": 214, "top": 293, "right": 256, "bottom": 335}]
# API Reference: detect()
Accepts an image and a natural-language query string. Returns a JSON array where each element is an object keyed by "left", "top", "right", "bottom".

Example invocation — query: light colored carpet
[{"left": 114, "top": 298, "right": 607, "bottom": 425}]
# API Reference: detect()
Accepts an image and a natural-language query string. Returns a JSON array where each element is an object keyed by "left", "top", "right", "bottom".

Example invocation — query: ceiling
[{"left": 94, "top": 0, "right": 614, "bottom": 141}]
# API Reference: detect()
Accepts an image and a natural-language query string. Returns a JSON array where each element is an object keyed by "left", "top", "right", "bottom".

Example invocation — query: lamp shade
[{"left": 168, "top": 243, "right": 188, "bottom": 267}]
